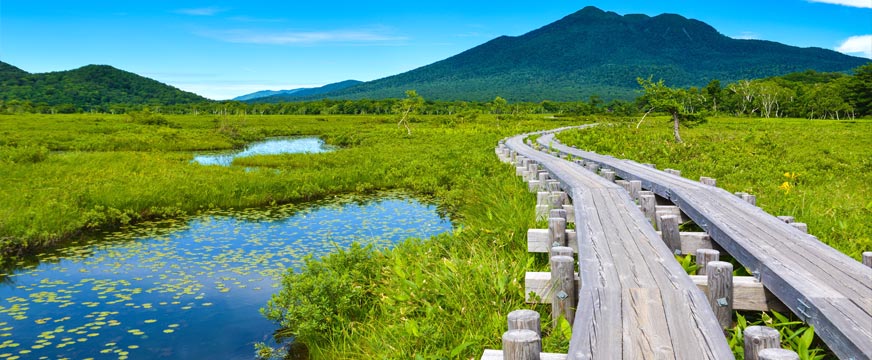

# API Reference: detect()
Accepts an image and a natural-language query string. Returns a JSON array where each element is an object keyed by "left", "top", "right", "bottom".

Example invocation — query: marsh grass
[
  {"left": 1, "top": 113, "right": 580, "bottom": 358},
  {"left": 556, "top": 116, "right": 872, "bottom": 259}
]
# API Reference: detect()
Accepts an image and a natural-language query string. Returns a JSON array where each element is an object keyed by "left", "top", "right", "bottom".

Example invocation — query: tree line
[{"left": 1, "top": 65, "right": 869, "bottom": 119}]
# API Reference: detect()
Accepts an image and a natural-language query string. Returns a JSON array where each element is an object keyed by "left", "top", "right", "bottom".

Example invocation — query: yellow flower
[{"left": 778, "top": 181, "right": 793, "bottom": 193}]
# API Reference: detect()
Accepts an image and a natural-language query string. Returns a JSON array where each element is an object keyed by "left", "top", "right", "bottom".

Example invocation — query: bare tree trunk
[
  {"left": 636, "top": 107, "right": 655, "bottom": 129},
  {"left": 672, "top": 112, "right": 683, "bottom": 143}
]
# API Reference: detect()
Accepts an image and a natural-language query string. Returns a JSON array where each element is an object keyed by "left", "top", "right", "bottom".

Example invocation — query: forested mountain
[
  {"left": 236, "top": 80, "right": 362, "bottom": 102},
  {"left": 0, "top": 62, "right": 209, "bottom": 111},
  {"left": 297, "top": 6, "right": 868, "bottom": 102}
]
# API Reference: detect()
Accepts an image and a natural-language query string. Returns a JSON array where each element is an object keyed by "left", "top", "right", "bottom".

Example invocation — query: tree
[
  {"left": 393, "top": 90, "right": 423, "bottom": 135},
  {"left": 847, "top": 63, "right": 872, "bottom": 116},
  {"left": 705, "top": 79, "right": 721, "bottom": 113},
  {"left": 637, "top": 77, "right": 706, "bottom": 143}
]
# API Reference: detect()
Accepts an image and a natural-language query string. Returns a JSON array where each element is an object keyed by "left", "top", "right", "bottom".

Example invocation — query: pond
[
  {"left": 0, "top": 193, "right": 452, "bottom": 359},
  {"left": 193, "top": 137, "right": 334, "bottom": 166}
]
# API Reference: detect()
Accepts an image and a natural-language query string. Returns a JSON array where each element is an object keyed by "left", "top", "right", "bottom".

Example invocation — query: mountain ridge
[
  {"left": 284, "top": 6, "right": 868, "bottom": 102},
  {"left": 0, "top": 63, "right": 209, "bottom": 109}
]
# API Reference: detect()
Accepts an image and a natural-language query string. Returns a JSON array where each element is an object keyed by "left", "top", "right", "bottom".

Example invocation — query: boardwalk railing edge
[{"left": 534, "top": 126, "right": 872, "bottom": 360}]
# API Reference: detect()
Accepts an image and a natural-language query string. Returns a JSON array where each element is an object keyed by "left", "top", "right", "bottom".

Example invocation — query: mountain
[
  {"left": 0, "top": 62, "right": 209, "bottom": 108},
  {"left": 233, "top": 89, "right": 300, "bottom": 101},
  {"left": 309, "top": 6, "right": 869, "bottom": 102},
  {"left": 245, "top": 80, "right": 362, "bottom": 103},
  {"left": 234, "top": 80, "right": 361, "bottom": 101}
]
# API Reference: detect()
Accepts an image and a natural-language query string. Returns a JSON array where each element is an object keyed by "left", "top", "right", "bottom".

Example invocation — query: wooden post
[
  {"left": 695, "top": 249, "right": 720, "bottom": 275},
  {"left": 743, "top": 326, "right": 780, "bottom": 360},
  {"left": 585, "top": 163, "right": 599, "bottom": 174},
  {"left": 551, "top": 255, "right": 576, "bottom": 326},
  {"left": 707, "top": 261, "right": 734, "bottom": 328},
  {"left": 640, "top": 193, "right": 657, "bottom": 226},
  {"left": 549, "top": 209, "right": 567, "bottom": 221},
  {"left": 538, "top": 172, "right": 549, "bottom": 185},
  {"left": 549, "top": 192, "right": 567, "bottom": 209},
  {"left": 777, "top": 216, "right": 795, "bottom": 223},
  {"left": 550, "top": 246, "right": 574, "bottom": 258},
  {"left": 615, "top": 180, "right": 630, "bottom": 193},
  {"left": 700, "top": 177, "right": 717, "bottom": 186},
  {"left": 741, "top": 194, "right": 757, "bottom": 206},
  {"left": 862, "top": 252, "right": 872, "bottom": 268},
  {"left": 758, "top": 349, "right": 800, "bottom": 360},
  {"left": 601, "top": 169, "right": 615, "bottom": 182},
  {"left": 660, "top": 215, "right": 681, "bottom": 255},
  {"left": 546, "top": 181, "right": 561, "bottom": 192},
  {"left": 507, "top": 309, "right": 541, "bottom": 335},
  {"left": 629, "top": 180, "right": 642, "bottom": 202},
  {"left": 665, "top": 169, "right": 681, "bottom": 176},
  {"left": 790, "top": 223, "right": 808, "bottom": 233},
  {"left": 548, "top": 217, "right": 567, "bottom": 247},
  {"left": 536, "top": 192, "right": 550, "bottom": 206},
  {"left": 502, "top": 329, "right": 541, "bottom": 360}
]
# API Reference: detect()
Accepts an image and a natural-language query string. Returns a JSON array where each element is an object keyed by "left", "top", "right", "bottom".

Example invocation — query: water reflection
[
  {"left": 193, "top": 137, "right": 334, "bottom": 166},
  {"left": 0, "top": 193, "right": 451, "bottom": 359}
]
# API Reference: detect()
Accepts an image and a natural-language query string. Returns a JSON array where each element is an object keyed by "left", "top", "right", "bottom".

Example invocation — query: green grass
[
  {"left": 0, "top": 112, "right": 584, "bottom": 358},
  {"left": 556, "top": 116, "right": 872, "bottom": 259}
]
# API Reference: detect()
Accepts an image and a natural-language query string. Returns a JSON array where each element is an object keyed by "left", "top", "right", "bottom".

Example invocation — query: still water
[
  {"left": 193, "top": 137, "right": 334, "bottom": 166},
  {"left": 0, "top": 194, "right": 451, "bottom": 359}
]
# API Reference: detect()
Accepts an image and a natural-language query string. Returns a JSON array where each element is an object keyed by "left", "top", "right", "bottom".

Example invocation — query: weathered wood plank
[
  {"left": 540, "top": 131, "right": 872, "bottom": 359},
  {"left": 527, "top": 272, "right": 786, "bottom": 311},
  {"left": 505, "top": 131, "right": 732, "bottom": 359}
]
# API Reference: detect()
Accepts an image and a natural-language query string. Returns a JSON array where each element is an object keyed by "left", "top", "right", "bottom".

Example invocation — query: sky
[{"left": 1, "top": 1, "right": 870, "bottom": 100}]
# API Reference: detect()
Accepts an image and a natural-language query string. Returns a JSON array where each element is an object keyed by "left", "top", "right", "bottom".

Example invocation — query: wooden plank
[
  {"left": 526, "top": 272, "right": 786, "bottom": 311},
  {"left": 504, "top": 132, "right": 732, "bottom": 359},
  {"left": 527, "top": 229, "right": 578, "bottom": 253},
  {"left": 480, "top": 349, "right": 567, "bottom": 360},
  {"left": 539, "top": 131, "right": 872, "bottom": 359}
]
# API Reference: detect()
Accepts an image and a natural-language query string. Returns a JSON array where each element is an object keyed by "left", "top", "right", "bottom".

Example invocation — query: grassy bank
[
  {"left": 1, "top": 113, "right": 583, "bottom": 357},
  {"left": 556, "top": 116, "right": 872, "bottom": 259}
]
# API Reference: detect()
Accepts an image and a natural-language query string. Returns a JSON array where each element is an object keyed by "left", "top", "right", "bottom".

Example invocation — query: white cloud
[
  {"left": 836, "top": 35, "right": 872, "bottom": 58},
  {"left": 807, "top": 0, "right": 872, "bottom": 8},
  {"left": 175, "top": 7, "right": 227, "bottom": 16},
  {"left": 197, "top": 28, "right": 407, "bottom": 45}
]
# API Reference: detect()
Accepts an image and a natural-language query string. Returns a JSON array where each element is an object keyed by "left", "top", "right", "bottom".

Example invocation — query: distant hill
[
  {"left": 0, "top": 62, "right": 209, "bottom": 108},
  {"left": 245, "top": 80, "right": 362, "bottom": 103},
  {"left": 310, "top": 6, "right": 869, "bottom": 102},
  {"left": 233, "top": 89, "right": 300, "bottom": 101}
]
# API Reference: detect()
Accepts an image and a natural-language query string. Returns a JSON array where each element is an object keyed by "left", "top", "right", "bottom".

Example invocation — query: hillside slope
[{"left": 315, "top": 6, "right": 868, "bottom": 102}]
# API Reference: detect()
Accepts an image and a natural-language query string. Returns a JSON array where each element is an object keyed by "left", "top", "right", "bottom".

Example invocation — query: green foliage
[
  {"left": 0, "top": 62, "right": 207, "bottom": 110},
  {"left": 556, "top": 117, "right": 871, "bottom": 259},
  {"left": 728, "top": 311, "right": 827, "bottom": 359},
  {"left": 0, "top": 112, "right": 577, "bottom": 358},
  {"left": 263, "top": 243, "right": 388, "bottom": 344}
]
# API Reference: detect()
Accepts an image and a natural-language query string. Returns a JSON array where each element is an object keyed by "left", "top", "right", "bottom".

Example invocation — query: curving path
[
  {"left": 536, "top": 128, "right": 872, "bottom": 360},
  {"left": 502, "top": 130, "right": 733, "bottom": 359}
]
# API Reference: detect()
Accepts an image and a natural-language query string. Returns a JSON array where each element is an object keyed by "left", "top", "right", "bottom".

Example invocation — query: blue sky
[{"left": 1, "top": 1, "right": 870, "bottom": 100}]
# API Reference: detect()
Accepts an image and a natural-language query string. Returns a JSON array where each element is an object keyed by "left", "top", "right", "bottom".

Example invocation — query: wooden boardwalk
[
  {"left": 499, "top": 133, "right": 733, "bottom": 359},
  {"left": 536, "top": 130, "right": 872, "bottom": 360}
]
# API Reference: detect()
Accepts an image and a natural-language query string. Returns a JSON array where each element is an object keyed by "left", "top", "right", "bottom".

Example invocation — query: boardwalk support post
[
  {"left": 743, "top": 326, "right": 780, "bottom": 360},
  {"left": 501, "top": 329, "right": 541, "bottom": 360},
  {"left": 863, "top": 252, "right": 872, "bottom": 268},
  {"left": 548, "top": 217, "right": 567, "bottom": 247},
  {"left": 659, "top": 214, "right": 682, "bottom": 255},
  {"left": 550, "top": 255, "right": 576, "bottom": 327},
  {"left": 758, "top": 349, "right": 800, "bottom": 360},
  {"left": 640, "top": 193, "right": 657, "bottom": 226},
  {"left": 790, "top": 223, "right": 808, "bottom": 233},
  {"left": 707, "top": 261, "right": 734, "bottom": 328},
  {"left": 695, "top": 249, "right": 720, "bottom": 275}
]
